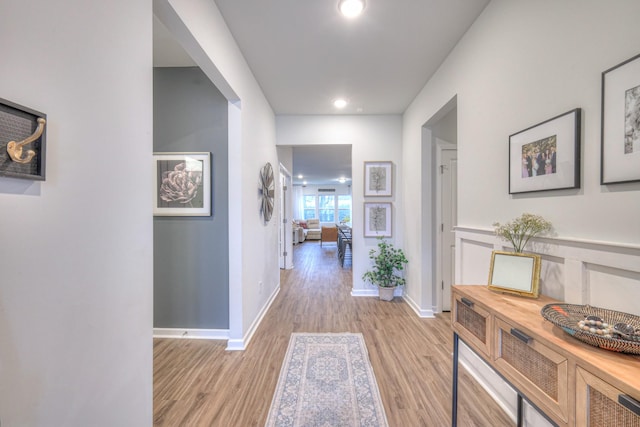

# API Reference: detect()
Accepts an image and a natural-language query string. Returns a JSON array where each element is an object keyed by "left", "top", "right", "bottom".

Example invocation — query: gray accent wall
[{"left": 153, "top": 67, "right": 229, "bottom": 329}]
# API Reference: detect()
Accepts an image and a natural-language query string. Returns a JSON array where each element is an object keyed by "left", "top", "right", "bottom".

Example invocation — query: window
[
  {"left": 318, "top": 195, "right": 335, "bottom": 222},
  {"left": 299, "top": 191, "right": 351, "bottom": 222},
  {"left": 303, "top": 195, "right": 316, "bottom": 220},
  {"left": 338, "top": 195, "right": 352, "bottom": 223}
]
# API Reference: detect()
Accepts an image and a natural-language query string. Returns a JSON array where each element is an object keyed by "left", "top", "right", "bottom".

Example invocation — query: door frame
[
  {"left": 279, "top": 164, "right": 293, "bottom": 270},
  {"left": 435, "top": 142, "right": 457, "bottom": 312}
]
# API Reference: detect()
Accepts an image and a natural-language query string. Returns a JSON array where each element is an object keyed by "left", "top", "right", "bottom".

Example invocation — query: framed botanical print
[
  {"left": 364, "top": 161, "right": 392, "bottom": 197},
  {"left": 153, "top": 152, "right": 211, "bottom": 216},
  {"left": 363, "top": 202, "right": 392, "bottom": 237}
]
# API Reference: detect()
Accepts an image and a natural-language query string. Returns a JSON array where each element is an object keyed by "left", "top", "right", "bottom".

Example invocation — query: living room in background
[{"left": 297, "top": 186, "right": 352, "bottom": 224}]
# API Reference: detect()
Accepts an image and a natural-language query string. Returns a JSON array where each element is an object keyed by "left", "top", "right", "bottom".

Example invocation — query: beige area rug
[{"left": 265, "top": 333, "right": 389, "bottom": 427}]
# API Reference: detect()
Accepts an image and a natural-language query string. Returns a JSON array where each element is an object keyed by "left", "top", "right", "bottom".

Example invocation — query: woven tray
[{"left": 541, "top": 303, "right": 640, "bottom": 355}]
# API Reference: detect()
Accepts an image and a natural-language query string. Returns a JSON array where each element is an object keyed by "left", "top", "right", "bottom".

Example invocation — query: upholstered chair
[{"left": 321, "top": 226, "right": 338, "bottom": 247}]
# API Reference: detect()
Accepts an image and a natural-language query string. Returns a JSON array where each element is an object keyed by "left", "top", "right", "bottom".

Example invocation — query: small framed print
[
  {"left": 364, "top": 161, "right": 392, "bottom": 197},
  {"left": 363, "top": 202, "right": 392, "bottom": 237},
  {"left": 509, "top": 108, "right": 581, "bottom": 194},
  {"left": 153, "top": 152, "right": 211, "bottom": 216},
  {"left": 487, "top": 251, "right": 541, "bottom": 299},
  {"left": 601, "top": 52, "right": 640, "bottom": 184}
]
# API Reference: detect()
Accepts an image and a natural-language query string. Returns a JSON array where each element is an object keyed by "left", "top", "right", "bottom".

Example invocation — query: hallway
[{"left": 153, "top": 241, "right": 511, "bottom": 426}]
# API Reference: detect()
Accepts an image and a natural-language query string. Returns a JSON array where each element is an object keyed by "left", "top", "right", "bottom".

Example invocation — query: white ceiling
[
  {"left": 153, "top": 0, "right": 489, "bottom": 184},
  {"left": 213, "top": 0, "right": 489, "bottom": 115},
  {"left": 291, "top": 145, "right": 352, "bottom": 186}
]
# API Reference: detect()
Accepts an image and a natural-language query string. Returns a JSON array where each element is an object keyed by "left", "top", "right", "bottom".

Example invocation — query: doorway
[
  {"left": 279, "top": 144, "right": 353, "bottom": 270},
  {"left": 438, "top": 144, "right": 457, "bottom": 311},
  {"left": 424, "top": 99, "right": 458, "bottom": 313}
]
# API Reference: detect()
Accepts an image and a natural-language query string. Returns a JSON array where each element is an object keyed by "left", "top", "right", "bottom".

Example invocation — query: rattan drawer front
[
  {"left": 577, "top": 367, "right": 640, "bottom": 427},
  {"left": 452, "top": 293, "right": 492, "bottom": 358},
  {"left": 494, "top": 316, "right": 569, "bottom": 423}
]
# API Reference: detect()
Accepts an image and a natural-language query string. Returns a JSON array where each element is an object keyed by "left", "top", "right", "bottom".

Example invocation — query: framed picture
[
  {"left": 0, "top": 98, "right": 47, "bottom": 181},
  {"left": 487, "top": 251, "right": 541, "bottom": 299},
  {"left": 508, "top": 108, "right": 581, "bottom": 194},
  {"left": 364, "top": 161, "right": 392, "bottom": 197},
  {"left": 153, "top": 152, "right": 211, "bottom": 216},
  {"left": 363, "top": 202, "right": 392, "bottom": 237},
  {"left": 601, "top": 52, "right": 640, "bottom": 184}
]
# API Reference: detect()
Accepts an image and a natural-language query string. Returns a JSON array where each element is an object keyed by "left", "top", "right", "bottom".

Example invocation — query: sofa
[
  {"left": 292, "top": 224, "right": 305, "bottom": 244},
  {"left": 296, "top": 218, "right": 322, "bottom": 240}
]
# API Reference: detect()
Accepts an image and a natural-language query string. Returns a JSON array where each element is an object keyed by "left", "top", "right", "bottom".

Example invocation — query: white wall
[
  {"left": 404, "top": 1, "right": 640, "bottom": 423},
  {"left": 0, "top": 1, "right": 153, "bottom": 425},
  {"left": 407, "top": 0, "right": 640, "bottom": 243},
  {"left": 403, "top": 0, "right": 640, "bottom": 315},
  {"left": 276, "top": 115, "right": 402, "bottom": 295},
  {"left": 154, "top": 0, "right": 279, "bottom": 349}
]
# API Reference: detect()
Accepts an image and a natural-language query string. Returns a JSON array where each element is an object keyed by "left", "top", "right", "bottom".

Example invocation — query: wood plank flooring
[{"left": 153, "top": 241, "right": 512, "bottom": 426}]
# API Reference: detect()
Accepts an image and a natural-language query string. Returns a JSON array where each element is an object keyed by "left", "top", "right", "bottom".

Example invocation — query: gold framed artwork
[{"left": 487, "top": 251, "right": 541, "bottom": 298}]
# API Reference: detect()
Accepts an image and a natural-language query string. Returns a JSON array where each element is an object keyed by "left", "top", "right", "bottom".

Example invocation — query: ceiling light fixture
[
  {"left": 338, "top": 177, "right": 346, "bottom": 184},
  {"left": 298, "top": 174, "right": 304, "bottom": 179},
  {"left": 333, "top": 98, "right": 348, "bottom": 109},
  {"left": 339, "top": 0, "right": 365, "bottom": 18}
]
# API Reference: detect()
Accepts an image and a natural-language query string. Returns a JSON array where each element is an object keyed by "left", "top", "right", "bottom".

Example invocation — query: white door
[{"left": 441, "top": 149, "right": 457, "bottom": 311}]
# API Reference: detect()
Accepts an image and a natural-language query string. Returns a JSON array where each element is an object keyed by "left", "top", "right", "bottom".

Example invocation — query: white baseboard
[
  {"left": 226, "top": 284, "right": 280, "bottom": 351},
  {"left": 351, "top": 288, "right": 378, "bottom": 297},
  {"left": 351, "top": 287, "right": 405, "bottom": 298},
  {"left": 403, "top": 294, "right": 435, "bottom": 318},
  {"left": 153, "top": 328, "right": 230, "bottom": 340}
]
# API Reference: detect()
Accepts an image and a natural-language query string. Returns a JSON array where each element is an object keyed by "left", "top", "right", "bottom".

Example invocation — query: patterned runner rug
[{"left": 265, "top": 333, "right": 388, "bottom": 427}]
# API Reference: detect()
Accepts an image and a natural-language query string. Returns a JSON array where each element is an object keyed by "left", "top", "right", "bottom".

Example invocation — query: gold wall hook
[{"left": 7, "top": 117, "right": 46, "bottom": 164}]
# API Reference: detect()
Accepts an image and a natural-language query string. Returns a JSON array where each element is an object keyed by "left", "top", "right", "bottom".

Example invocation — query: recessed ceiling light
[
  {"left": 339, "top": 0, "right": 364, "bottom": 18},
  {"left": 333, "top": 98, "right": 348, "bottom": 109},
  {"left": 338, "top": 177, "right": 346, "bottom": 184},
  {"left": 298, "top": 174, "right": 304, "bottom": 179}
]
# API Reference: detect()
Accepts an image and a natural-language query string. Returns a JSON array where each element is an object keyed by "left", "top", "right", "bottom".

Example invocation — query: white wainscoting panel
[
  {"left": 587, "top": 263, "right": 640, "bottom": 316},
  {"left": 454, "top": 226, "right": 640, "bottom": 425},
  {"left": 455, "top": 227, "right": 640, "bottom": 306}
]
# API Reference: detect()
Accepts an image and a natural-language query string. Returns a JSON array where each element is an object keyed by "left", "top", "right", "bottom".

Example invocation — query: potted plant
[
  {"left": 493, "top": 213, "right": 552, "bottom": 253},
  {"left": 362, "top": 238, "right": 408, "bottom": 301}
]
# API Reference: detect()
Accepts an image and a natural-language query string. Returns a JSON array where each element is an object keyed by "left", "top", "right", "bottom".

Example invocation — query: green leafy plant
[
  {"left": 493, "top": 213, "right": 552, "bottom": 253},
  {"left": 362, "top": 238, "right": 408, "bottom": 288}
]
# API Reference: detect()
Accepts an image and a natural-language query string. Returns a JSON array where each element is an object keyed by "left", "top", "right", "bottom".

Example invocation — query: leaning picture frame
[
  {"left": 363, "top": 202, "right": 392, "bottom": 237},
  {"left": 487, "top": 251, "right": 541, "bottom": 299},
  {"left": 601, "top": 52, "right": 640, "bottom": 184},
  {"left": 153, "top": 152, "right": 211, "bottom": 216},
  {"left": 364, "top": 161, "right": 392, "bottom": 197},
  {"left": 509, "top": 108, "right": 581, "bottom": 194}
]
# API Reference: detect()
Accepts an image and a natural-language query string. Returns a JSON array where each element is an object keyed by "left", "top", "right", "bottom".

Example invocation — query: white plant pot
[{"left": 378, "top": 286, "right": 396, "bottom": 301}]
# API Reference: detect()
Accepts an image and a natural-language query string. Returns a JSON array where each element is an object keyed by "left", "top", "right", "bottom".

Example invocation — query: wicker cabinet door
[
  {"left": 577, "top": 367, "right": 640, "bottom": 427},
  {"left": 452, "top": 292, "right": 492, "bottom": 358},
  {"left": 494, "top": 316, "right": 569, "bottom": 425}
]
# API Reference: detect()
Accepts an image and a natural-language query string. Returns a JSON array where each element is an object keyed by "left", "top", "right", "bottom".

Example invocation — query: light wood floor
[{"left": 153, "top": 241, "right": 512, "bottom": 426}]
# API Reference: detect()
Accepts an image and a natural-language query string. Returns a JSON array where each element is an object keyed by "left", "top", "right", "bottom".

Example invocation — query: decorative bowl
[{"left": 541, "top": 303, "right": 640, "bottom": 355}]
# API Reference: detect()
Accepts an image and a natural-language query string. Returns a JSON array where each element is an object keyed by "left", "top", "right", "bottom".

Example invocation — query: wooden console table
[{"left": 451, "top": 285, "right": 640, "bottom": 427}]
